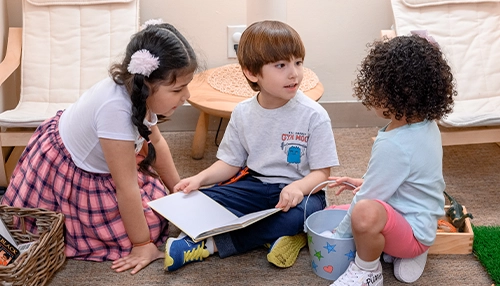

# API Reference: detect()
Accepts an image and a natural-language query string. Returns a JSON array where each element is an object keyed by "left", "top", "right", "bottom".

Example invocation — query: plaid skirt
[{"left": 1, "top": 111, "right": 169, "bottom": 261}]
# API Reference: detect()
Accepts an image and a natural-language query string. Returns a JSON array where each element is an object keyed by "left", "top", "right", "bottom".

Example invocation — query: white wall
[
  {"left": 1, "top": 0, "right": 393, "bottom": 128},
  {"left": 139, "top": 0, "right": 394, "bottom": 102}
]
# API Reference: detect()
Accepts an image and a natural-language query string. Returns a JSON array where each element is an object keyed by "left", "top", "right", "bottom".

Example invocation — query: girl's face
[
  {"left": 244, "top": 57, "right": 304, "bottom": 109},
  {"left": 146, "top": 72, "right": 194, "bottom": 117}
]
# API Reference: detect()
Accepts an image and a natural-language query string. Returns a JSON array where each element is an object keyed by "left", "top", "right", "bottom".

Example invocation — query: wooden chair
[
  {"left": 0, "top": 0, "right": 140, "bottom": 187},
  {"left": 384, "top": 0, "right": 500, "bottom": 146}
]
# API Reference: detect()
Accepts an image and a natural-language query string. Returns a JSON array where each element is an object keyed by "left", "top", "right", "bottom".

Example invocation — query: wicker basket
[{"left": 0, "top": 206, "right": 65, "bottom": 286}]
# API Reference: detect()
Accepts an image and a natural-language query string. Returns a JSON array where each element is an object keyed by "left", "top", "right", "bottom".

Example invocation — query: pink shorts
[{"left": 326, "top": 200, "right": 429, "bottom": 258}]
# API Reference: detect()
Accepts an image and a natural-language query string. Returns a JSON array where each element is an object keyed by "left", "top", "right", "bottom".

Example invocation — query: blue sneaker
[{"left": 164, "top": 234, "right": 210, "bottom": 271}]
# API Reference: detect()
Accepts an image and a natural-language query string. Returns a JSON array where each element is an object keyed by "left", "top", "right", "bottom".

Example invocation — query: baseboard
[
  {"left": 323, "top": 102, "right": 389, "bottom": 128},
  {"left": 159, "top": 102, "right": 389, "bottom": 132}
]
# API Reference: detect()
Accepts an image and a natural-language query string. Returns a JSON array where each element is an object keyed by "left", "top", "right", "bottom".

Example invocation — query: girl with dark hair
[{"left": 1, "top": 20, "right": 198, "bottom": 274}]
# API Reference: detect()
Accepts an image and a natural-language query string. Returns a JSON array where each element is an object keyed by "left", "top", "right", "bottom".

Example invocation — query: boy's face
[{"left": 244, "top": 57, "right": 304, "bottom": 108}]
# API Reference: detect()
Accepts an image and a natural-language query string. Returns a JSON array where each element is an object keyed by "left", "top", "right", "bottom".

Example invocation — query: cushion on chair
[
  {"left": 0, "top": 0, "right": 139, "bottom": 128},
  {"left": 390, "top": 0, "right": 500, "bottom": 127},
  {"left": 402, "top": 0, "right": 499, "bottom": 6}
]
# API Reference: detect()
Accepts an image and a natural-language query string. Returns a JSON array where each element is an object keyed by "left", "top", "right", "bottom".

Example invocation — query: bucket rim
[
  {"left": 305, "top": 209, "right": 353, "bottom": 241},
  {"left": 303, "top": 180, "right": 356, "bottom": 224}
]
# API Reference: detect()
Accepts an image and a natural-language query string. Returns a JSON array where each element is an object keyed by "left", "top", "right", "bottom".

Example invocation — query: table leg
[{"left": 191, "top": 111, "right": 210, "bottom": 159}]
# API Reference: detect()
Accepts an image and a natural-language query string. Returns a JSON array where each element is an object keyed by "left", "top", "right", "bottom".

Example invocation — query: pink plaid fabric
[{"left": 1, "top": 111, "right": 169, "bottom": 261}]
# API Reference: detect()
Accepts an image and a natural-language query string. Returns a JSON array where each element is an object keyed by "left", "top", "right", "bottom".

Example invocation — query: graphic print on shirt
[{"left": 281, "top": 131, "right": 308, "bottom": 169}]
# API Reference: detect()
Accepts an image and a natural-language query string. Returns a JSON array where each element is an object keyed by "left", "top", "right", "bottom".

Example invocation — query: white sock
[
  {"left": 205, "top": 237, "right": 215, "bottom": 255},
  {"left": 355, "top": 253, "right": 379, "bottom": 271}
]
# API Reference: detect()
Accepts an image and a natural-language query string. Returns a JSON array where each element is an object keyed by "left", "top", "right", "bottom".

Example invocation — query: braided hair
[{"left": 109, "top": 23, "right": 197, "bottom": 177}]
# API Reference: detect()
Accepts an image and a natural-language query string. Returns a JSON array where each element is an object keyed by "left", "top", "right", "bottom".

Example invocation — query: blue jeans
[{"left": 201, "top": 176, "right": 326, "bottom": 258}]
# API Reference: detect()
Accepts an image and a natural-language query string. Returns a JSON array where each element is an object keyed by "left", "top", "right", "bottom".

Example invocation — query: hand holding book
[{"left": 148, "top": 191, "right": 281, "bottom": 242}]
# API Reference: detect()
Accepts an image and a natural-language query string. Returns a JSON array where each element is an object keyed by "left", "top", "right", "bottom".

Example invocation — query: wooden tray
[{"left": 429, "top": 205, "right": 473, "bottom": 254}]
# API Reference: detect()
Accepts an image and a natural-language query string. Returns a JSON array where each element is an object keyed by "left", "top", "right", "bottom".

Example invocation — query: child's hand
[
  {"left": 173, "top": 176, "right": 202, "bottom": 193},
  {"left": 328, "top": 176, "right": 363, "bottom": 195},
  {"left": 330, "top": 230, "right": 343, "bottom": 239},
  {"left": 111, "top": 243, "right": 163, "bottom": 274},
  {"left": 276, "top": 184, "right": 304, "bottom": 212}
]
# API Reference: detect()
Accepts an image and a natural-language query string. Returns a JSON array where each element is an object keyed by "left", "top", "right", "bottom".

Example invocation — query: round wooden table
[{"left": 187, "top": 65, "right": 324, "bottom": 159}]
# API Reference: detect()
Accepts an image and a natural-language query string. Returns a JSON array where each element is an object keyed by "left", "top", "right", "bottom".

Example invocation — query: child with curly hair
[{"left": 327, "top": 33, "right": 456, "bottom": 285}]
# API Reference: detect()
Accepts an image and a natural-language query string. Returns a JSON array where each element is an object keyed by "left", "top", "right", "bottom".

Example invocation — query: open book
[{"left": 148, "top": 191, "right": 281, "bottom": 242}]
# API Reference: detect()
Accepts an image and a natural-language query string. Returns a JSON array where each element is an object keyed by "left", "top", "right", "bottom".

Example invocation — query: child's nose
[
  {"left": 183, "top": 89, "right": 191, "bottom": 101},
  {"left": 289, "top": 66, "right": 299, "bottom": 78}
]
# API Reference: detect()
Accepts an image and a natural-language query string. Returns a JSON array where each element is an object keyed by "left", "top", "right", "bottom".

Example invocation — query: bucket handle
[{"left": 303, "top": 180, "right": 357, "bottom": 233}]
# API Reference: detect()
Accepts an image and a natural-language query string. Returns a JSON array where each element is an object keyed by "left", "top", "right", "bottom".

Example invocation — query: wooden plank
[
  {"left": 5, "top": 146, "right": 25, "bottom": 183},
  {"left": 0, "top": 132, "right": 33, "bottom": 146},
  {"left": 441, "top": 127, "right": 500, "bottom": 146},
  {"left": 0, "top": 144, "right": 7, "bottom": 187},
  {"left": 372, "top": 126, "right": 500, "bottom": 146},
  {"left": 0, "top": 27, "right": 22, "bottom": 86}
]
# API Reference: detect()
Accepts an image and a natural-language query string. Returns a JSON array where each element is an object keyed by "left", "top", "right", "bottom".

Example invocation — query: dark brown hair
[
  {"left": 109, "top": 23, "right": 197, "bottom": 177},
  {"left": 237, "top": 20, "right": 305, "bottom": 91},
  {"left": 353, "top": 34, "right": 456, "bottom": 122}
]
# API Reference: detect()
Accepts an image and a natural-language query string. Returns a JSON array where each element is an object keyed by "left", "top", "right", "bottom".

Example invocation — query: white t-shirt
[
  {"left": 59, "top": 77, "right": 156, "bottom": 173},
  {"left": 217, "top": 91, "right": 339, "bottom": 184}
]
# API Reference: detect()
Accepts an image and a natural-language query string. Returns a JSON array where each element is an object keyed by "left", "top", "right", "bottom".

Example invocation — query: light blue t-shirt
[{"left": 335, "top": 120, "right": 445, "bottom": 246}]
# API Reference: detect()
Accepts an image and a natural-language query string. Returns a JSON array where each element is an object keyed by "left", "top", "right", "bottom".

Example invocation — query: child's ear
[{"left": 242, "top": 68, "right": 258, "bottom": 83}]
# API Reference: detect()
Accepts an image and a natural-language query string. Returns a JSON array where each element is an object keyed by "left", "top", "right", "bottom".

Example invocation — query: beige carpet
[{"left": 46, "top": 128, "right": 498, "bottom": 285}]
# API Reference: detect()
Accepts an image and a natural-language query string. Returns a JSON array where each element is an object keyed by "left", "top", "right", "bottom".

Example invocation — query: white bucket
[{"left": 304, "top": 209, "right": 356, "bottom": 281}]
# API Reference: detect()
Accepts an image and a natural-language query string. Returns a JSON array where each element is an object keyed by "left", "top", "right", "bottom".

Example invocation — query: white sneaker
[
  {"left": 330, "top": 261, "right": 383, "bottom": 286},
  {"left": 382, "top": 252, "right": 394, "bottom": 263},
  {"left": 393, "top": 250, "right": 429, "bottom": 283}
]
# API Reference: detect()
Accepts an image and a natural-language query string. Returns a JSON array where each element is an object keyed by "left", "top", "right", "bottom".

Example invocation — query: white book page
[
  {"left": 196, "top": 208, "right": 281, "bottom": 239},
  {"left": 148, "top": 191, "right": 238, "bottom": 238},
  {"left": 232, "top": 208, "right": 281, "bottom": 226},
  {"left": 0, "top": 219, "right": 17, "bottom": 247}
]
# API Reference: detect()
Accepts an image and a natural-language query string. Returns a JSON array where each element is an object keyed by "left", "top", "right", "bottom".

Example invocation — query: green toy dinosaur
[{"left": 443, "top": 191, "right": 473, "bottom": 232}]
